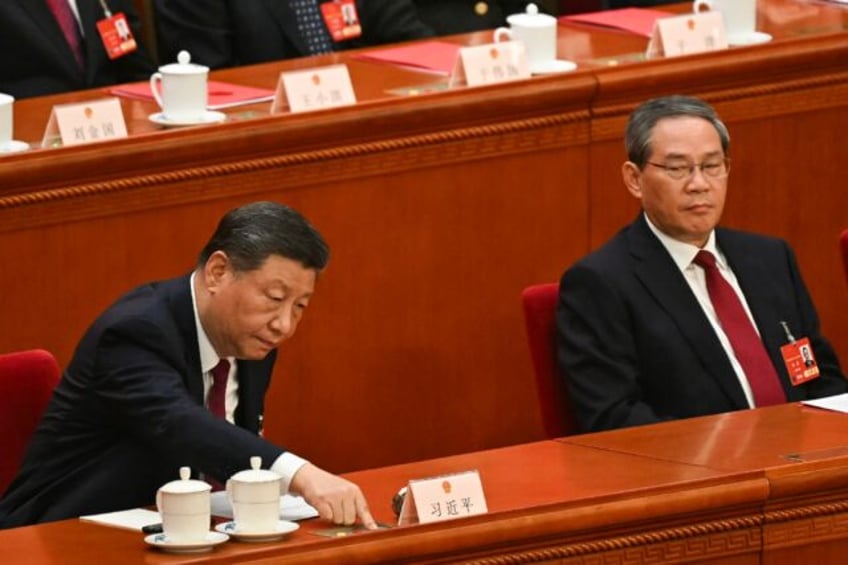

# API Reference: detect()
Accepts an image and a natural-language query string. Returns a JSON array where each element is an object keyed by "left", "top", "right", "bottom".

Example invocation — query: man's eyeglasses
[{"left": 645, "top": 158, "right": 730, "bottom": 180}]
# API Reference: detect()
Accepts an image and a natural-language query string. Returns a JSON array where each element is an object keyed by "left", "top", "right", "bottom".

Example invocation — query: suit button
[{"left": 474, "top": 1, "right": 489, "bottom": 16}]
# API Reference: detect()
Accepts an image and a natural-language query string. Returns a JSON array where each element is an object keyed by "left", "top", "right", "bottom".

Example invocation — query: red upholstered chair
[
  {"left": 0, "top": 349, "right": 61, "bottom": 494},
  {"left": 841, "top": 228, "right": 848, "bottom": 288},
  {"left": 521, "top": 283, "right": 579, "bottom": 438}
]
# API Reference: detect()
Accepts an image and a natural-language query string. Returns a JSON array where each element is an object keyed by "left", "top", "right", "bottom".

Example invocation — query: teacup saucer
[
  {"left": 531, "top": 59, "right": 578, "bottom": 75},
  {"left": 144, "top": 531, "right": 229, "bottom": 553},
  {"left": 0, "top": 140, "right": 30, "bottom": 154},
  {"left": 214, "top": 520, "right": 299, "bottom": 542},
  {"left": 728, "top": 31, "right": 772, "bottom": 47},
  {"left": 148, "top": 110, "right": 227, "bottom": 128}
]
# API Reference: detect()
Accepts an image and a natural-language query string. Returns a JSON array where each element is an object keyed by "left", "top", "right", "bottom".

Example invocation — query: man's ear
[
  {"left": 203, "top": 251, "right": 231, "bottom": 294},
  {"left": 622, "top": 161, "right": 643, "bottom": 200}
]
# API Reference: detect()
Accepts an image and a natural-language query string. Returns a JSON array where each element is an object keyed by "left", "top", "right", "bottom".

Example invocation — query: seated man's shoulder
[{"left": 717, "top": 226, "right": 791, "bottom": 255}]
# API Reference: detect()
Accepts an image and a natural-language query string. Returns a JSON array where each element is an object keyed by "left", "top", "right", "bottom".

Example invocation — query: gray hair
[
  {"left": 625, "top": 95, "right": 730, "bottom": 168},
  {"left": 198, "top": 201, "right": 329, "bottom": 273}
]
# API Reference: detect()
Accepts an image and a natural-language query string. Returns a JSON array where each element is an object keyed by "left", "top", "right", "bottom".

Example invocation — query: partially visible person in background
[
  {"left": 0, "top": 0, "right": 154, "bottom": 99},
  {"left": 602, "top": 0, "right": 671, "bottom": 8},
  {"left": 412, "top": 1, "right": 557, "bottom": 35},
  {"left": 155, "top": 0, "right": 434, "bottom": 70}
]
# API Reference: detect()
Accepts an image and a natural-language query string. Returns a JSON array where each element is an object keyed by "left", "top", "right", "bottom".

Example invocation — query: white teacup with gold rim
[
  {"left": 156, "top": 466, "right": 211, "bottom": 543},
  {"left": 227, "top": 456, "right": 282, "bottom": 534}
]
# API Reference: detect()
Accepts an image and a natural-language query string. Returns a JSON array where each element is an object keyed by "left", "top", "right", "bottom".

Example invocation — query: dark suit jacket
[
  {"left": 0, "top": 276, "right": 284, "bottom": 528},
  {"left": 0, "top": 0, "right": 154, "bottom": 99},
  {"left": 155, "top": 0, "right": 434, "bottom": 69},
  {"left": 557, "top": 214, "right": 847, "bottom": 432},
  {"left": 412, "top": 1, "right": 539, "bottom": 36}
]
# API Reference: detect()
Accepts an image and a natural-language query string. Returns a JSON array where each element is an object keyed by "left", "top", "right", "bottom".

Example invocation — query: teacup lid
[
  {"left": 230, "top": 456, "right": 281, "bottom": 483},
  {"left": 158, "top": 50, "right": 209, "bottom": 74},
  {"left": 507, "top": 3, "right": 556, "bottom": 27},
  {"left": 159, "top": 466, "right": 212, "bottom": 494}
]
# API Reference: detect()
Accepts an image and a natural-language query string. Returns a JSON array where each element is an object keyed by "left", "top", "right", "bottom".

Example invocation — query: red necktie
[
  {"left": 46, "top": 0, "right": 86, "bottom": 69},
  {"left": 693, "top": 250, "right": 786, "bottom": 407},
  {"left": 207, "top": 359, "right": 230, "bottom": 419},
  {"left": 206, "top": 359, "right": 230, "bottom": 491}
]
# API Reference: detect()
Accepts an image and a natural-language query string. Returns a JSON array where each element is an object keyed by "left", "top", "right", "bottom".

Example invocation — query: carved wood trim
[
  {"left": 462, "top": 515, "right": 762, "bottom": 564},
  {"left": 0, "top": 109, "right": 588, "bottom": 232},
  {"left": 764, "top": 500, "right": 848, "bottom": 549}
]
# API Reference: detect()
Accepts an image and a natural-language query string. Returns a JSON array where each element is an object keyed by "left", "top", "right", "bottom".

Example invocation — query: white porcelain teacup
[
  {"left": 693, "top": 0, "right": 757, "bottom": 42},
  {"left": 0, "top": 93, "right": 13, "bottom": 148},
  {"left": 227, "top": 456, "right": 282, "bottom": 534},
  {"left": 150, "top": 50, "right": 209, "bottom": 122},
  {"left": 156, "top": 466, "right": 211, "bottom": 543},
  {"left": 493, "top": 3, "right": 557, "bottom": 73}
]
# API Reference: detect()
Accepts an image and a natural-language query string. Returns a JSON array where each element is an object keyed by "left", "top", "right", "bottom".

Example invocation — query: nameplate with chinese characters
[
  {"left": 397, "top": 470, "right": 488, "bottom": 526},
  {"left": 271, "top": 64, "right": 357, "bottom": 114},
  {"left": 41, "top": 98, "right": 128, "bottom": 148},
  {"left": 449, "top": 41, "right": 530, "bottom": 88},
  {"left": 645, "top": 11, "right": 726, "bottom": 59}
]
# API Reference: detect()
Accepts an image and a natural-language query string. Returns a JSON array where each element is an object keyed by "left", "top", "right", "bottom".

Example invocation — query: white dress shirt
[
  {"left": 190, "top": 272, "right": 307, "bottom": 492},
  {"left": 645, "top": 214, "right": 758, "bottom": 408}
]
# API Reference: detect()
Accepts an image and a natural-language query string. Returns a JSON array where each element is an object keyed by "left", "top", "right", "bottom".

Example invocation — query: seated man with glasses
[{"left": 556, "top": 95, "right": 846, "bottom": 433}]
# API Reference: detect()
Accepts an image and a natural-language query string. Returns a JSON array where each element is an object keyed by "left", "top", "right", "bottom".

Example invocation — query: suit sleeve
[
  {"left": 557, "top": 265, "right": 667, "bottom": 432},
  {"left": 781, "top": 242, "right": 847, "bottom": 396},
  {"left": 154, "top": 0, "right": 235, "bottom": 68},
  {"left": 94, "top": 316, "right": 284, "bottom": 482}
]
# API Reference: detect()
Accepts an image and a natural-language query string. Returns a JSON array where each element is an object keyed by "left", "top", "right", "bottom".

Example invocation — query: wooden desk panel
[
  {"left": 1, "top": 0, "right": 847, "bottom": 475},
  {"left": 561, "top": 404, "right": 848, "bottom": 563},
  {"left": 8, "top": 406, "right": 848, "bottom": 563},
  {"left": 0, "top": 440, "right": 765, "bottom": 564}
]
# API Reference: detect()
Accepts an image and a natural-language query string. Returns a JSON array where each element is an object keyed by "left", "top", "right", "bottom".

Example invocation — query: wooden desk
[
  {"left": 1, "top": 1, "right": 847, "bottom": 473},
  {"left": 562, "top": 403, "right": 848, "bottom": 563},
  {"left": 4, "top": 404, "right": 848, "bottom": 563}
]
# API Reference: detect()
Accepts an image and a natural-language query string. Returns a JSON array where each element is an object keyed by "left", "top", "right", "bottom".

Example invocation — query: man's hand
[{"left": 290, "top": 463, "right": 377, "bottom": 529}]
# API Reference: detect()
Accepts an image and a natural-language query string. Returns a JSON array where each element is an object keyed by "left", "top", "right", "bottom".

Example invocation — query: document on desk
[
  {"left": 353, "top": 41, "right": 460, "bottom": 76},
  {"left": 79, "top": 508, "right": 161, "bottom": 531},
  {"left": 210, "top": 491, "right": 319, "bottom": 521},
  {"left": 107, "top": 81, "right": 275, "bottom": 109},
  {"left": 559, "top": 8, "right": 674, "bottom": 38},
  {"left": 802, "top": 392, "right": 848, "bottom": 413}
]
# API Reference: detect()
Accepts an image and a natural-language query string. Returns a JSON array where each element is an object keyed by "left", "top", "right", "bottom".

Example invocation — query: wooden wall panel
[
  {"left": 0, "top": 102, "right": 591, "bottom": 473},
  {"left": 1, "top": 7, "right": 847, "bottom": 476}
]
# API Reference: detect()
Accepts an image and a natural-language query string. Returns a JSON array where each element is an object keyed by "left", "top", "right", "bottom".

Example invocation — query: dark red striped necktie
[
  {"left": 208, "top": 359, "right": 230, "bottom": 419},
  {"left": 46, "top": 0, "right": 86, "bottom": 69},
  {"left": 693, "top": 250, "right": 786, "bottom": 406},
  {"left": 206, "top": 359, "right": 230, "bottom": 491}
]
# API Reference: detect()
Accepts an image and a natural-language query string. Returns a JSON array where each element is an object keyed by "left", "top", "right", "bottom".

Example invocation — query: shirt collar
[
  {"left": 643, "top": 212, "right": 724, "bottom": 271},
  {"left": 190, "top": 271, "right": 226, "bottom": 374}
]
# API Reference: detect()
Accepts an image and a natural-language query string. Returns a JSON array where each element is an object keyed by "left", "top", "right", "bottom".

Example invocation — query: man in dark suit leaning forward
[
  {"left": 0, "top": 201, "right": 376, "bottom": 529},
  {"left": 557, "top": 95, "right": 847, "bottom": 433}
]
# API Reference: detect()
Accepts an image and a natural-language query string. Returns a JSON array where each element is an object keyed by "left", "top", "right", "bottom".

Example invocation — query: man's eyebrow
[{"left": 660, "top": 150, "right": 723, "bottom": 160}]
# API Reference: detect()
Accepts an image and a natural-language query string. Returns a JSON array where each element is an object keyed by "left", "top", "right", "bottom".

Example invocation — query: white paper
[
  {"left": 802, "top": 393, "right": 848, "bottom": 413},
  {"left": 79, "top": 508, "right": 161, "bottom": 531},
  {"left": 210, "top": 491, "right": 318, "bottom": 521}
]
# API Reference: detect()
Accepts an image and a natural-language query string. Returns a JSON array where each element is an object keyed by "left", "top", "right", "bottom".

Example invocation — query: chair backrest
[
  {"left": 0, "top": 349, "right": 61, "bottom": 495},
  {"left": 520, "top": 283, "right": 578, "bottom": 438},
  {"left": 841, "top": 228, "right": 848, "bottom": 288}
]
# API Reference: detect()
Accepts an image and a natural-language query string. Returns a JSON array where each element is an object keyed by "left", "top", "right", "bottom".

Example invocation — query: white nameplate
[
  {"left": 398, "top": 470, "right": 488, "bottom": 526},
  {"left": 271, "top": 64, "right": 357, "bottom": 114},
  {"left": 646, "top": 11, "right": 727, "bottom": 59},
  {"left": 449, "top": 41, "right": 530, "bottom": 88},
  {"left": 41, "top": 97, "right": 128, "bottom": 148}
]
